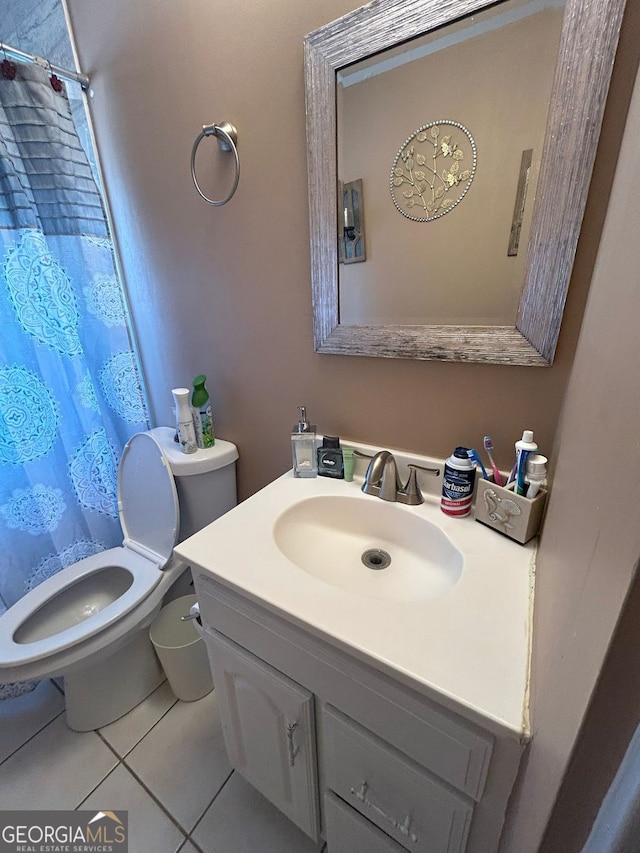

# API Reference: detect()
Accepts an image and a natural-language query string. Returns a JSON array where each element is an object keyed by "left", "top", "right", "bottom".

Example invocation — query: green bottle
[{"left": 191, "top": 374, "right": 215, "bottom": 448}]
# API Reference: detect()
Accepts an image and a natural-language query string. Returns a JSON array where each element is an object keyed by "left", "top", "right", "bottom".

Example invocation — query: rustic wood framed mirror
[{"left": 304, "top": 0, "right": 626, "bottom": 365}]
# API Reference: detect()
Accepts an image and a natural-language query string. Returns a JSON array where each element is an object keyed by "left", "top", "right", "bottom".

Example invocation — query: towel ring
[{"left": 190, "top": 121, "right": 240, "bottom": 206}]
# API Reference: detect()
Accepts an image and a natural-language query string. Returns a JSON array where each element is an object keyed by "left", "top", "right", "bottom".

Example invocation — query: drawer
[
  {"left": 325, "top": 791, "right": 405, "bottom": 853},
  {"left": 323, "top": 705, "right": 473, "bottom": 853}
]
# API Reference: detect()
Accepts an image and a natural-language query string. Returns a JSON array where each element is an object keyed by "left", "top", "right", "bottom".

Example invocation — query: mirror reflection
[{"left": 336, "top": 0, "right": 564, "bottom": 327}]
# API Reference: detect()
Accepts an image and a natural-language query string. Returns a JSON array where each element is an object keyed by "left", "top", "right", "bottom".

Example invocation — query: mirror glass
[
  {"left": 304, "top": 0, "right": 626, "bottom": 365},
  {"left": 336, "top": 0, "right": 564, "bottom": 327}
]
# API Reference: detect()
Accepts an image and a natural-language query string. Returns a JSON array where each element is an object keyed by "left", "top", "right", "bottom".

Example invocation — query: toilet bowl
[{"left": 0, "top": 429, "right": 238, "bottom": 731}]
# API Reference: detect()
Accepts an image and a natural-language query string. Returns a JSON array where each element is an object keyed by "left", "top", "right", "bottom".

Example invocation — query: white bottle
[
  {"left": 526, "top": 454, "right": 548, "bottom": 498},
  {"left": 172, "top": 388, "right": 197, "bottom": 454}
]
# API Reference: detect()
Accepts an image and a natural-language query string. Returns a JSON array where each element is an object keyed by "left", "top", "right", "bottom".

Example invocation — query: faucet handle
[
  {"left": 398, "top": 464, "right": 441, "bottom": 506},
  {"left": 399, "top": 467, "right": 423, "bottom": 505},
  {"left": 409, "top": 463, "right": 441, "bottom": 476}
]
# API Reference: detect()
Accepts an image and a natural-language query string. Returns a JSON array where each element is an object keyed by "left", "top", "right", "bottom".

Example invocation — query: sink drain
[{"left": 361, "top": 548, "right": 392, "bottom": 571}]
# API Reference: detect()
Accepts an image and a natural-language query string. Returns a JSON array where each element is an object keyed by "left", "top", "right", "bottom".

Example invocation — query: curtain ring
[{"left": 190, "top": 121, "right": 240, "bottom": 206}]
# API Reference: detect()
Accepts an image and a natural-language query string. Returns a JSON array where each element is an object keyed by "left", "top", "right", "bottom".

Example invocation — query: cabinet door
[{"left": 204, "top": 627, "right": 320, "bottom": 842}]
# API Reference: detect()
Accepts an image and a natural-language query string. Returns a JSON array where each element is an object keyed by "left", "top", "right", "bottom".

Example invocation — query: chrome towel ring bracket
[{"left": 190, "top": 121, "right": 240, "bottom": 206}]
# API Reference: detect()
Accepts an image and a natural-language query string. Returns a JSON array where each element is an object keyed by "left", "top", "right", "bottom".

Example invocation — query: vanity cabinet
[{"left": 196, "top": 574, "right": 526, "bottom": 853}]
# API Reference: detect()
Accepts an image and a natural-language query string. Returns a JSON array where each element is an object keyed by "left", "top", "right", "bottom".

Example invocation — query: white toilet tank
[{"left": 148, "top": 427, "right": 238, "bottom": 542}]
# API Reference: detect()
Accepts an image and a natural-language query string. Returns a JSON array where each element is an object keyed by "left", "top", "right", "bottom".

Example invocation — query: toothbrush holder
[{"left": 474, "top": 478, "right": 548, "bottom": 544}]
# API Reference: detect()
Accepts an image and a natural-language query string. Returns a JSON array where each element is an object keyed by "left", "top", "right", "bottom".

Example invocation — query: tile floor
[{"left": 0, "top": 679, "right": 323, "bottom": 853}]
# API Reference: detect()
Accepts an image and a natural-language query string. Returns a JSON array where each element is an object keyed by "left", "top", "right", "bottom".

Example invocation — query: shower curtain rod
[{"left": 0, "top": 40, "right": 90, "bottom": 90}]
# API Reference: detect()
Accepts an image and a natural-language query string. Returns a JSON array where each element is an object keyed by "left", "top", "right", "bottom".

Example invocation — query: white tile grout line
[
  {"left": 96, "top": 693, "right": 180, "bottom": 760},
  {"left": 184, "top": 768, "right": 234, "bottom": 850},
  {"left": 90, "top": 724, "right": 234, "bottom": 841},
  {"left": 0, "top": 678, "right": 65, "bottom": 766},
  {"left": 0, "top": 707, "right": 67, "bottom": 767},
  {"left": 92, "top": 709, "right": 192, "bottom": 835},
  {"left": 77, "top": 744, "right": 190, "bottom": 842}
]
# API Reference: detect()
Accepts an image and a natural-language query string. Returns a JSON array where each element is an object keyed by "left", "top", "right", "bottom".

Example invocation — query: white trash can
[{"left": 149, "top": 594, "right": 213, "bottom": 701}]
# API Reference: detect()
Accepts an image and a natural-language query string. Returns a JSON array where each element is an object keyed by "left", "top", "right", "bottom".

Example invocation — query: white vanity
[{"left": 175, "top": 443, "right": 534, "bottom": 853}]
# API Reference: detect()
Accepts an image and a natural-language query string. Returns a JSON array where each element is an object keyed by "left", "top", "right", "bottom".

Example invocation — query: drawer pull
[
  {"left": 286, "top": 720, "right": 300, "bottom": 767},
  {"left": 350, "top": 781, "right": 419, "bottom": 844}
]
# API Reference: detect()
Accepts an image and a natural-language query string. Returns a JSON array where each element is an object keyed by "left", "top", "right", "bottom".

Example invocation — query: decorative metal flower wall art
[{"left": 390, "top": 121, "right": 476, "bottom": 221}]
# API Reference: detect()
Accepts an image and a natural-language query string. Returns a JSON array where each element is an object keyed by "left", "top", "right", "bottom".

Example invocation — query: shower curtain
[{"left": 0, "top": 61, "right": 150, "bottom": 696}]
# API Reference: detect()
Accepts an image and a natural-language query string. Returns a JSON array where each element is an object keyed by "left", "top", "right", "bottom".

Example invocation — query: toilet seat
[
  {"left": 0, "top": 432, "right": 180, "bottom": 679},
  {"left": 0, "top": 547, "right": 167, "bottom": 670},
  {"left": 117, "top": 431, "right": 180, "bottom": 566}
]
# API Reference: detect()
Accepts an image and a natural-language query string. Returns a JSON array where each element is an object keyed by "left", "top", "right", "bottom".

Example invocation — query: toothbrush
[
  {"left": 483, "top": 435, "right": 504, "bottom": 486},
  {"left": 467, "top": 448, "right": 488, "bottom": 479}
]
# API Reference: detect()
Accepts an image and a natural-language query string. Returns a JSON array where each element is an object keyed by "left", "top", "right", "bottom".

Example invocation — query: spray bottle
[{"left": 191, "top": 374, "right": 215, "bottom": 448}]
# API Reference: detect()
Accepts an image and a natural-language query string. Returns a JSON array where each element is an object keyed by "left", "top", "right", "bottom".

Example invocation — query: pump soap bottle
[{"left": 291, "top": 406, "right": 317, "bottom": 478}]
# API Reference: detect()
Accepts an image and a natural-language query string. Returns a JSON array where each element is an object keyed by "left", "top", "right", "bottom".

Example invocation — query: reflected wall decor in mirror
[{"left": 304, "top": 0, "right": 627, "bottom": 365}]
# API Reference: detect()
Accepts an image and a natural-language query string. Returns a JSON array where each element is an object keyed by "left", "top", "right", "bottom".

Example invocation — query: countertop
[{"left": 175, "top": 445, "right": 535, "bottom": 738}]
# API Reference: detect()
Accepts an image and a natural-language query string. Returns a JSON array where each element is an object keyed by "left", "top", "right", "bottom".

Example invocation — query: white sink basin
[{"left": 273, "top": 494, "right": 463, "bottom": 602}]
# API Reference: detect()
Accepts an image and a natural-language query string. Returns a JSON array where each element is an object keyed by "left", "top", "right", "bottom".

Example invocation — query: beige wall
[
  {"left": 64, "top": 0, "right": 591, "bottom": 503},
  {"left": 540, "top": 556, "right": 640, "bottom": 850},
  {"left": 65, "top": 1, "right": 639, "bottom": 850}
]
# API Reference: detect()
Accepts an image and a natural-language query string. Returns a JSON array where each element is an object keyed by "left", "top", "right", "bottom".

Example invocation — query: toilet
[{"left": 0, "top": 427, "right": 238, "bottom": 731}]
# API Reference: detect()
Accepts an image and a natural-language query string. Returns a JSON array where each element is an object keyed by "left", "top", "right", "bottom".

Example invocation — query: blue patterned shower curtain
[{"left": 0, "top": 63, "right": 150, "bottom": 633}]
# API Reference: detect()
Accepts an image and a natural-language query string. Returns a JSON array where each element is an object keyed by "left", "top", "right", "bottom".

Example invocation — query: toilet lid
[{"left": 118, "top": 432, "right": 180, "bottom": 567}]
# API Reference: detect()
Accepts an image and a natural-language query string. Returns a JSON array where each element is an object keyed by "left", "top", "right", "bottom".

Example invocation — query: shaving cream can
[{"left": 441, "top": 447, "right": 476, "bottom": 517}]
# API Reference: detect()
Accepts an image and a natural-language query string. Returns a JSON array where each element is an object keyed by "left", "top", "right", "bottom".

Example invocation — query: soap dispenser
[{"left": 291, "top": 406, "right": 317, "bottom": 478}]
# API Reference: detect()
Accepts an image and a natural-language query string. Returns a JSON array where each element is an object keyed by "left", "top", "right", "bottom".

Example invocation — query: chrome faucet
[
  {"left": 362, "top": 450, "right": 401, "bottom": 501},
  {"left": 361, "top": 450, "right": 440, "bottom": 505}
]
